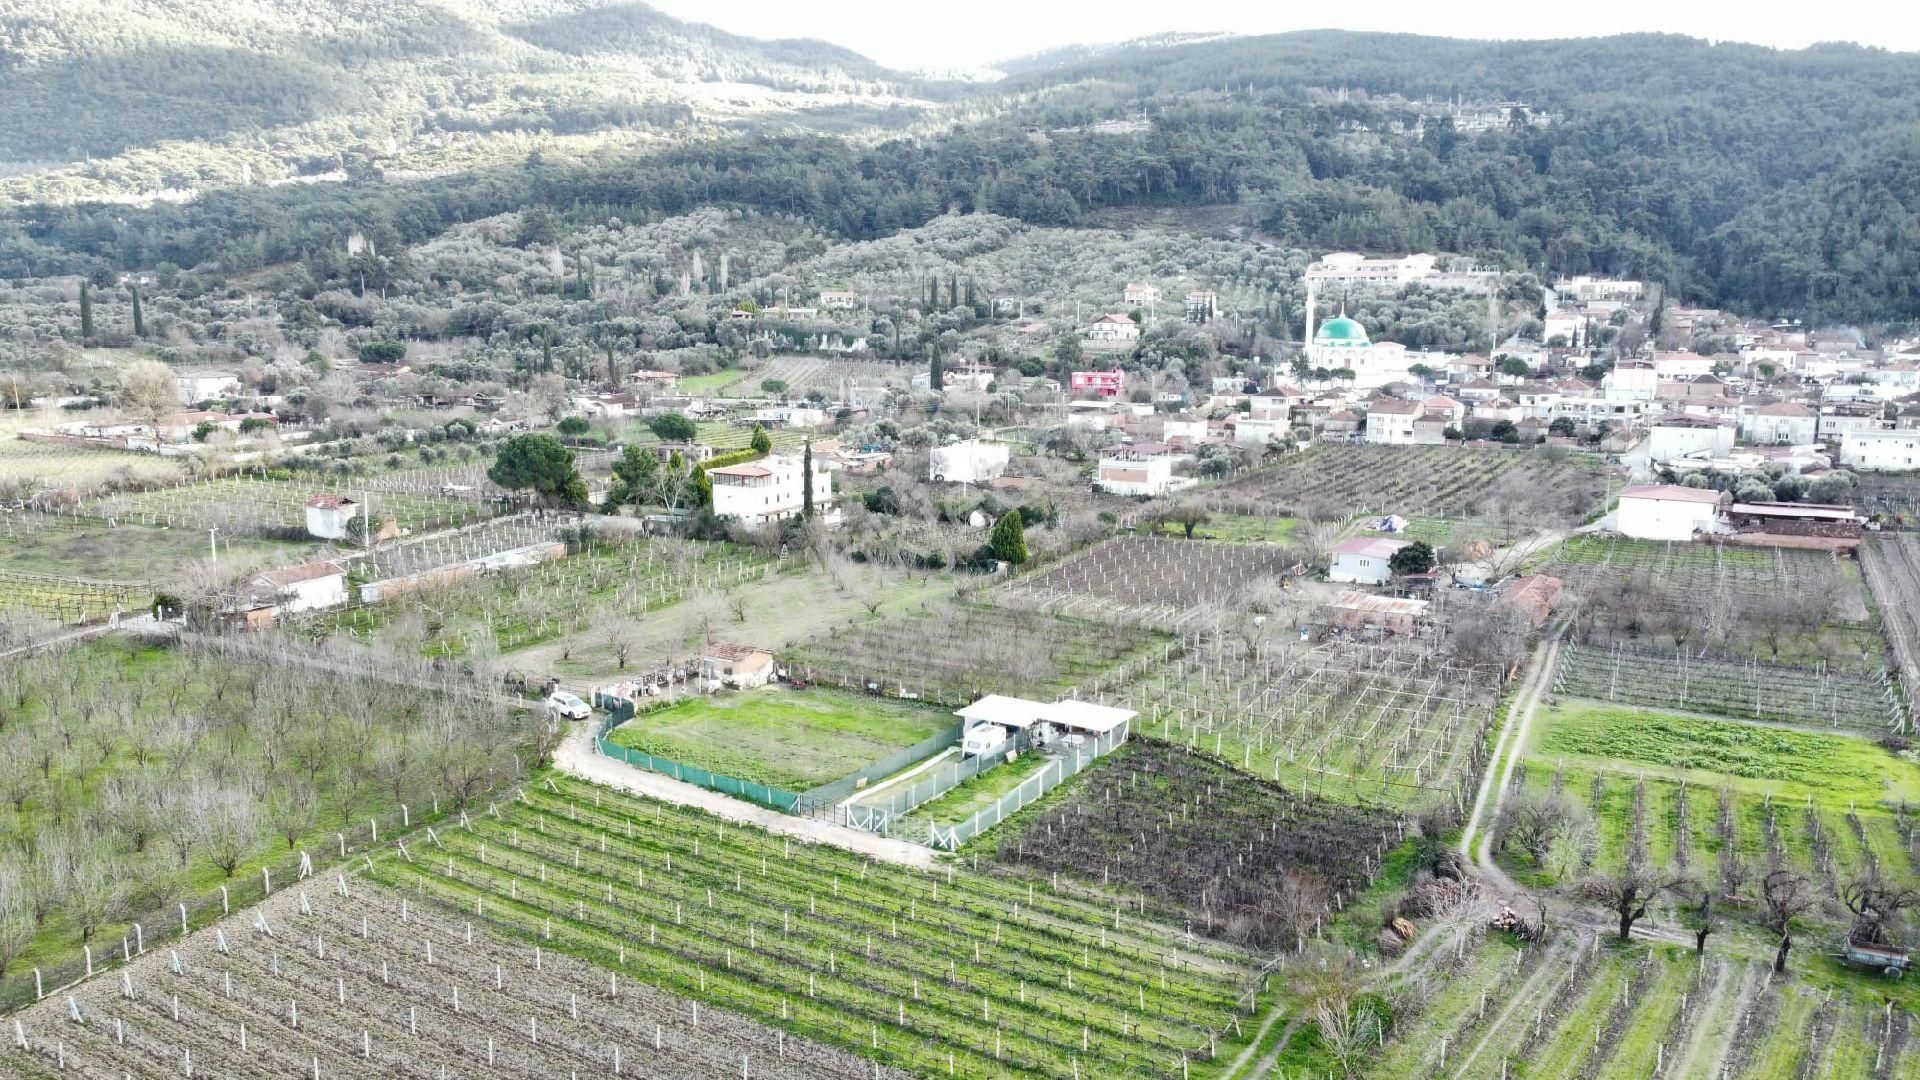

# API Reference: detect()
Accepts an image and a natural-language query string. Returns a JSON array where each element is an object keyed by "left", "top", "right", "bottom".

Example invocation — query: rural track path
[
  {"left": 1460, "top": 623, "right": 1567, "bottom": 895},
  {"left": 551, "top": 719, "right": 939, "bottom": 868}
]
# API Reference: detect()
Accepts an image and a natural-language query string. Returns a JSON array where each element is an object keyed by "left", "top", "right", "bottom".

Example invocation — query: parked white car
[{"left": 545, "top": 691, "right": 590, "bottom": 720}]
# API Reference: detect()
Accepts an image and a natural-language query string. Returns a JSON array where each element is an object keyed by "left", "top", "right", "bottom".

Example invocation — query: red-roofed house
[
  {"left": 1616, "top": 484, "right": 1725, "bottom": 542},
  {"left": 708, "top": 453, "right": 832, "bottom": 527},
  {"left": 1330, "top": 536, "right": 1410, "bottom": 585}
]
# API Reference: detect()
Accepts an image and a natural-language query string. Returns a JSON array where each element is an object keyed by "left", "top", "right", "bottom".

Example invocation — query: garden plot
[
  {"left": 1555, "top": 641, "right": 1902, "bottom": 735},
  {"left": 608, "top": 688, "right": 954, "bottom": 792},
  {"left": 317, "top": 534, "right": 772, "bottom": 658},
  {"left": 0, "top": 435, "right": 183, "bottom": 497},
  {"left": 0, "top": 568, "right": 150, "bottom": 623},
  {"left": 358, "top": 447, "right": 616, "bottom": 500},
  {"left": 783, "top": 601, "right": 1167, "bottom": 705},
  {"left": 1504, "top": 702, "right": 1920, "bottom": 894},
  {"left": 741, "top": 356, "right": 907, "bottom": 398},
  {"left": 1213, "top": 444, "right": 1609, "bottom": 520},
  {"left": 0, "top": 632, "right": 529, "bottom": 1012},
  {"left": 995, "top": 741, "right": 1403, "bottom": 950},
  {"left": 83, "top": 475, "right": 494, "bottom": 537},
  {"left": 993, "top": 536, "right": 1296, "bottom": 630},
  {"left": 0, "top": 509, "right": 309, "bottom": 580},
  {"left": 1119, "top": 632, "right": 1499, "bottom": 811},
  {"left": 1866, "top": 532, "right": 1920, "bottom": 728},
  {"left": 1856, "top": 472, "right": 1920, "bottom": 526},
  {"left": 1553, "top": 534, "right": 1882, "bottom": 669},
  {"left": 356, "top": 774, "right": 1261, "bottom": 1077},
  {"left": 349, "top": 512, "right": 566, "bottom": 583},
  {"left": 7, "top": 876, "right": 899, "bottom": 1080}
]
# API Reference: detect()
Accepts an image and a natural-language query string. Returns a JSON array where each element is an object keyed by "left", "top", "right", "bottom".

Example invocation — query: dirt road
[{"left": 550, "top": 719, "right": 938, "bottom": 869}]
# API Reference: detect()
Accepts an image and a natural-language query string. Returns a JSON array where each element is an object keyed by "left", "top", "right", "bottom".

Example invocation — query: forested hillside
[
  {"left": 0, "top": 0, "right": 933, "bottom": 202},
  {"left": 2, "top": 18, "right": 1918, "bottom": 323}
]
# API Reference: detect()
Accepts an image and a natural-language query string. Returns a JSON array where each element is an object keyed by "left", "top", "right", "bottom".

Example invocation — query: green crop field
[
  {"left": 366, "top": 773, "right": 1261, "bottom": 1077},
  {"left": 610, "top": 688, "right": 954, "bottom": 791},
  {"left": 1147, "top": 513, "right": 1299, "bottom": 543},
  {"left": 1506, "top": 701, "right": 1920, "bottom": 891}
]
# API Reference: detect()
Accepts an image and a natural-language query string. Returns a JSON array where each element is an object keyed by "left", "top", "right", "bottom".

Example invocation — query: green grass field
[
  {"left": 675, "top": 369, "right": 745, "bottom": 395},
  {"left": 905, "top": 749, "right": 1055, "bottom": 824},
  {"left": 1508, "top": 701, "right": 1920, "bottom": 889},
  {"left": 1150, "top": 513, "right": 1299, "bottom": 543},
  {"left": 1531, "top": 701, "right": 1920, "bottom": 805},
  {"left": 610, "top": 688, "right": 954, "bottom": 791}
]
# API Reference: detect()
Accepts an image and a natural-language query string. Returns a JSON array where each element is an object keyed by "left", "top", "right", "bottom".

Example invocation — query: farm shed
[
  {"left": 1615, "top": 484, "right": 1725, "bottom": 542},
  {"left": 1327, "top": 590, "right": 1429, "bottom": 635},
  {"left": 1329, "top": 537, "right": 1410, "bottom": 586},
  {"left": 244, "top": 560, "right": 348, "bottom": 616},
  {"left": 1724, "top": 501, "right": 1866, "bottom": 552},
  {"left": 954, "top": 694, "right": 1137, "bottom": 744},
  {"left": 304, "top": 493, "right": 358, "bottom": 540},
  {"left": 701, "top": 643, "right": 774, "bottom": 689}
]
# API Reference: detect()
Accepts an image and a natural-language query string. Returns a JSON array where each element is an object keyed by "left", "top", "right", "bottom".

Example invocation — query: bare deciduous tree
[
  {"left": 1762, "top": 869, "right": 1821, "bottom": 973},
  {"left": 116, "top": 358, "right": 178, "bottom": 437}
]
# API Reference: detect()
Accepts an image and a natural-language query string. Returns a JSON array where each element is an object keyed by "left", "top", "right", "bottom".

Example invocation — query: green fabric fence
[{"left": 591, "top": 694, "right": 805, "bottom": 812}]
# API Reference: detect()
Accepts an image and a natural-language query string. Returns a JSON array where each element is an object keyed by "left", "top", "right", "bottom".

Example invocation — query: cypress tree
[
  {"left": 801, "top": 440, "right": 814, "bottom": 519},
  {"left": 130, "top": 286, "right": 143, "bottom": 338},
  {"left": 929, "top": 350, "right": 944, "bottom": 391},
  {"left": 990, "top": 511, "right": 1028, "bottom": 565},
  {"left": 79, "top": 282, "right": 93, "bottom": 342}
]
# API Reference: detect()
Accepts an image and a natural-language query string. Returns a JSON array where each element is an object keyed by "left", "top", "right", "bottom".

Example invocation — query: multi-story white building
[
  {"left": 1122, "top": 283, "right": 1160, "bottom": 309},
  {"left": 1084, "top": 314, "right": 1141, "bottom": 343},
  {"left": 1840, "top": 430, "right": 1920, "bottom": 472},
  {"left": 1364, "top": 398, "right": 1422, "bottom": 445},
  {"left": 1556, "top": 276, "right": 1645, "bottom": 303},
  {"left": 708, "top": 452, "right": 833, "bottom": 527},
  {"left": 1307, "top": 252, "right": 1439, "bottom": 287},
  {"left": 1742, "top": 402, "right": 1819, "bottom": 446},
  {"left": 928, "top": 439, "right": 1009, "bottom": 485},
  {"left": 1095, "top": 443, "right": 1179, "bottom": 496},
  {"left": 1602, "top": 362, "right": 1659, "bottom": 402}
]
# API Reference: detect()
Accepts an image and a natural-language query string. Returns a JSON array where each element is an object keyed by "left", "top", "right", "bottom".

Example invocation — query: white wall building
[
  {"left": 248, "top": 562, "right": 348, "bottom": 614},
  {"left": 176, "top": 370, "right": 240, "bottom": 404},
  {"left": 1365, "top": 399, "right": 1422, "bottom": 445},
  {"left": 1556, "top": 275, "right": 1644, "bottom": 303},
  {"left": 1095, "top": 443, "right": 1178, "bottom": 496},
  {"left": 1615, "top": 485, "right": 1723, "bottom": 541},
  {"left": 1084, "top": 314, "right": 1141, "bottom": 343},
  {"left": 1742, "top": 403, "right": 1819, "bottom": 446},
  {"left": 1602, "top": 363, "right": 1659, "bottom": 402},
  {"left": 1840, "top": 430, "right": 1920, "bottom": 471},
  {"left": 1329, "top": 537, "right": 1409, "bottom": 586},
  {"left": 1647, "top": 415, "right": 1736, "bottom": 464},
  {"left": 708, "top": 452, "right": 833, "bottom": 526},
  {"left": 304, "top": 493, "right": 358, "bottom": 540},
  {"left": 928, "top": 439, "right": 1010, "bottom": 484}
]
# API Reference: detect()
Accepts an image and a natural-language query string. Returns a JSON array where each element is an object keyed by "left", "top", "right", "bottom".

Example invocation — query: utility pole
[{"left": 209, "top": 528, "right": 219, "bottom": 563}]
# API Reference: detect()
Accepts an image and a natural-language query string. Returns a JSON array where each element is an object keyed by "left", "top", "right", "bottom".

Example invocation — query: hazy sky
[{"left": 646, "top": 0, "right": 1920, "bottom": 71}]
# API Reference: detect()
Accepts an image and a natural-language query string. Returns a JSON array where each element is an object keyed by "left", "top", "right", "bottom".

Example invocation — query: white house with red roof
[
  {"left": 304, "top": 493, "right": 358, "bottom": 540},
  {"left": 708, "top": 452, "right": 833, "bottom": 527},
  {"left": 1084, "top": 313, "right": 1141, "bottom": 343},
  {"left": 1329, "top": 536, "right": 1410, "bottom": 586},
  {"left": 1615, "top": 484, "right": 1726, "bottom": 542}
]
